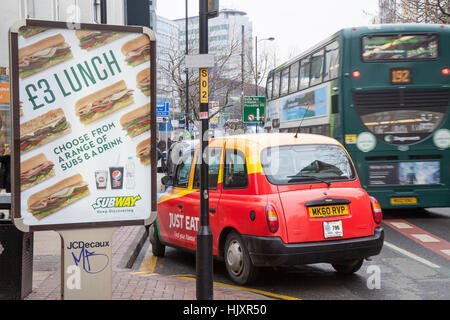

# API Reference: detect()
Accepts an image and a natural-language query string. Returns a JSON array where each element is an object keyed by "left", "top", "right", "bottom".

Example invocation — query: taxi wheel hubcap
[{"left": 227, "top": 240, "right": 243, "bottom": 276}]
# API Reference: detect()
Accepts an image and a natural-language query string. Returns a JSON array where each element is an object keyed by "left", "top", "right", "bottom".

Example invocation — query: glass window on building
[
  {"left": 280, "top": 67, "right": 290, "bottom": 96},
  {"left": 289, "top": 61, "right": 299, "bottom": 94},
  {"left": 310, "top": 49, "right": 324, "bottom": 86},
  {"left": 323, "top": 41, "right": 340, "bottom": 81},
  {"left": 299, "top": 57, "right": 311, "bottom": 90}
]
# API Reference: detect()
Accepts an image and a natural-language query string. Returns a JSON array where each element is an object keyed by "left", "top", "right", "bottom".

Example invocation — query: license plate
[
  {"left": 323, "top": 221, "right": 343, "bottom": 239},
  {"left": 390, "top": 197, "right": 418, "bottom": 205},
  {"left": 391, "top": 68, "right": 412, "bottom": 84},
  {"left": 308, "top": 204, "right": 349, "bottom": 218}
]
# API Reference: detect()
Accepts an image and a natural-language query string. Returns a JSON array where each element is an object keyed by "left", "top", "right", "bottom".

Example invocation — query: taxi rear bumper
[{"left": 242, "top": 227, "right": 384, "bottom": 267}]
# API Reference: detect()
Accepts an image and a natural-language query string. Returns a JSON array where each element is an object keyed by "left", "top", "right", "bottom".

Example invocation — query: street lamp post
[
  {"left": 255, "top": 36, "right": 274, "bottom": 133},
  {"left": 255, "top": 36, "right": 275, "bottom": 96}
]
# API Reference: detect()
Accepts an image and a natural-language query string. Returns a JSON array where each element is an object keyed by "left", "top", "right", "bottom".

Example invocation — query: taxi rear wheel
[
  {"left": 332, "top": 259, "right": 364, "bottom": 274},
  {"left": 224, "top": 231, "right": 258, "bottom": 285},
  {"left": 150, "top": 223, "right": 165, "bottom": 257}
]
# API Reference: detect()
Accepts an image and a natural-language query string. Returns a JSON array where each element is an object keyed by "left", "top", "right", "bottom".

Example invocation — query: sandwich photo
[
  {"left": 20, "top": 153, "right": 55, "bottom": 191},
  {"left": 120, "top": 103, "right": 150, "bottom": 138},
  {"left": 75, "top": 30, "right": 125, "bottom": 50},
  {"left": 20, "top": 108, "right": 71, "bottom": 154},
  {"left": 75, "top": 80, "right": 134, "bottom": 124},
  {"left": 136, "top": 68, "right": 150, "bottom": 96},
  {"left": 18, "top": 26, "right": 48, "bottom": 39},
  {"left": 27, "top": 174, "right": 90, "bottom": 220},
  {"left": 136, "top": 138, "right": 151, "bottom": 165},
  {"left": 122, "top": 35, "right": 150, "bottom": 67},
  {"left": 18, "top": 34, "right": 72, "bottom": 79}
]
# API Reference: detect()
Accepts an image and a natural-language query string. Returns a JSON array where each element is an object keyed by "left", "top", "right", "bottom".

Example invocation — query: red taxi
[{"left": 151, "top": 133, "right": 384, "bottom": 284}]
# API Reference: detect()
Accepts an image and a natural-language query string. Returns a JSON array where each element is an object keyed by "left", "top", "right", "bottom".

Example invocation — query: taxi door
[
  {"left": 157, "top": 150, "right": 195, "bottom": 247},
  {"left": 182, "top": 145, "right": 223, "bottom": 253}
]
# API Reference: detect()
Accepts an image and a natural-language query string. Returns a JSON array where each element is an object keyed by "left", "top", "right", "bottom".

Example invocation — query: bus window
[
  {"left": 324, "top": 41, "right": 339, "bottom": 81},
  {"left": 310, "top": 49, "right": 324, "bottom": 86},
  {"left": 280, "top": 67, "right": 290, "bottom": 96},
  {"left": 266, "top": 75, "right": 273, "bottom": 100},
  {"left": 289, "top": 61, "right": 299, "bottom": 94},
  {"left": 273, "top": 71, "right": 281, "bottom": 98},
  {"left": 299, "top": 58, "right": 310, "bottom": 90}
]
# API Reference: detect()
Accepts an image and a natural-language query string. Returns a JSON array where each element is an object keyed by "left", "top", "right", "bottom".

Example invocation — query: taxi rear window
[
  {"left": 260, "top": 144, "right": 356, "bottom": 185},
  {"left": 362, "top": 34, "right": 438, "bottom": 61}
]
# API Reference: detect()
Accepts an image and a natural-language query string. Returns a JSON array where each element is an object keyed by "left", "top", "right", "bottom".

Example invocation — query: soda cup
[
  {"left": 109, "top": 167, "right": 124, "bottom": 189},
  {"left": 95, "top": 170, "right": 108, "bottom": 189}
]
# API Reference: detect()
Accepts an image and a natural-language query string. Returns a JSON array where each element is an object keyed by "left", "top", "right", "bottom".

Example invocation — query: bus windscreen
[{"left": 362, "top": 34, "right": 438, "bottom": 61}]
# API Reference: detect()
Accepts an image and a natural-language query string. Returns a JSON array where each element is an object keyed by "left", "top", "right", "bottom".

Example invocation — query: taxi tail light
[
  {"left": 352, "top": 70, "right": 361, "bottom": 78},
  {"left": 370, "top": 196, "right": 383, "bottom": 225},
  {"left": 265, "top": 205, "right": 279, "bottom": 233},
  {"left": 442, "top": 68, "right": 450, "bottom": 75}
]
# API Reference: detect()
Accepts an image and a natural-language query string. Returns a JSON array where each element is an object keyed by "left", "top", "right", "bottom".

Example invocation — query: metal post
[
  {"left": 196, "top": 0, "right": 213, "bottom": 301},
  {"left": 185, "top": 0, "right": 189, "bottom": 133},
  {"left": 255, "top": 35, "right": 258, "bottom": 96},
  {"left": 100, "top": 0, "right": 107, "bottom": 24}
]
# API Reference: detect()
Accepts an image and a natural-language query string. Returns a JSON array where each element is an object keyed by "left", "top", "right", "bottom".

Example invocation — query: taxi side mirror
[{"left": 161, "top": 175, "right": 173, "bottom": 186}]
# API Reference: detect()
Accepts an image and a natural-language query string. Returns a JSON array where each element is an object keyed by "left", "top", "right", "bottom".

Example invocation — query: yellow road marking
[{"left": 174, "top": 275, "right": 300, "bottom": 300}]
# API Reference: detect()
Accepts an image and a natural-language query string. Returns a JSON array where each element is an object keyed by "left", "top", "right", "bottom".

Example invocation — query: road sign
[
  {"left": 200, "top": 68, "right": 209, "bottom": 104},
  {"left": 156, "top": 102, "right": 170, "bottom": 116},
  {"left": 243, "top": 96, "right": 265, "bottom": 124},
  {"left": 185, "top": 54, "right": 215, "bottom": 68}
]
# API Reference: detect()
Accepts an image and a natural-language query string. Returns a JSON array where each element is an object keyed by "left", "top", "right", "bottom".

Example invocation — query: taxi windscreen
[
  {"left": 362, "top": 34, "right": 438, "bottom": 61},
  {"left": 260, "top": 144, "right": 356, "bottom": 185}
]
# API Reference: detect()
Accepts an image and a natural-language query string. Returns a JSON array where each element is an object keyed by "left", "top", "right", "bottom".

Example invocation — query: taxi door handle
[{"left": 209, "top": 208, "right": 216, "bottom": 214}]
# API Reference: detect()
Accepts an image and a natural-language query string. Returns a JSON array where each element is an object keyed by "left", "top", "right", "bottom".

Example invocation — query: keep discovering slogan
[{"left": 15, "top": 24, "right": 153, "bottom": 227}]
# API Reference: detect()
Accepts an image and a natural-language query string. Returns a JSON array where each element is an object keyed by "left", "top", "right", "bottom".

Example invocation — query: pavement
[{"left": 25, "top": 225, "right": 272, "bottom": 300}]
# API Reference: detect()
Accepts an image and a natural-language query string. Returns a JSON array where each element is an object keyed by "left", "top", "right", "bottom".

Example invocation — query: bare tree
[
  {"left": 376, "top": 0, "right": 450, "bottom": 24},
  {"left": 158, "top": 24, "right": 256, "bottom": 129}
]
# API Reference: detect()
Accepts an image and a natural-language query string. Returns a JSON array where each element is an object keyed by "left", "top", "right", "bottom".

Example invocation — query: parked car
[{"left": 151, "top": 133, "right": 384, "bottom": 284}]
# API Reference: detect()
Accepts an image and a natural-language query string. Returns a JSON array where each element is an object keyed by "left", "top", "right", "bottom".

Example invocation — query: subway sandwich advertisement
[{"left": 9, "top": 20, "right": 156, "bottom": 231}]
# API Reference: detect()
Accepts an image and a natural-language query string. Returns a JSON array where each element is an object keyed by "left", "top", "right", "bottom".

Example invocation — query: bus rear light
[
  {"left": 352, "top": 70, "right": 361, "bottom": 78},
  {"left": 265, "top": 205, "right": 279, "bottom": 233},
  {"left": 370, "top": 197, "right": 382, "bottom": 225},
  {"left": 442, "top": 68, "right": 450, "bottom": 75}
]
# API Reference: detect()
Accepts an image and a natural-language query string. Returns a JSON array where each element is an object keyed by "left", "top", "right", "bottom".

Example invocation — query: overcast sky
[{"left": 156, "top": 0, "right": 380, "bottom": 62}]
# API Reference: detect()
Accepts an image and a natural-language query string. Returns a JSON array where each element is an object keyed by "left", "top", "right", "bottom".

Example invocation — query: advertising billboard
[{"left": 9, "top": 19, "right": 156, "bottom": 231}]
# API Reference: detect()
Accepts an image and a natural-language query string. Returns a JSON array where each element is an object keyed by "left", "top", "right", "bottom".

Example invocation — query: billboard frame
[{"left": 8, "top": 19, "right": 157, "bottom": 232}]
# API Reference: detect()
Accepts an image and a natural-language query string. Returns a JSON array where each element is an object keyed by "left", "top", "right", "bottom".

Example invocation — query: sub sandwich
[
  {"left": 27, "top": 174, "right": 90, "bottom": 220},
  {"left": 18, "top": 34, "right": 72, "bottom": 78},
  {"left": 75, "top": 30, "right": 125, "bottom": 50},
  {"left": 136, "top": 138, "right": 151, "bottom": 165},
  {"left": 19, "top": 26, "right": 48, "bottom": 39},
  {"left": 122, "top": 35, "right": 150, "bottom": 67},
  {"left": 20, "top": 153, "right": 55, "bottom": 191},
  {"left": 20, "top": 108, "right": 71, "bottom": 154},
  {"left": 136, "top": 68, "right": 151, "bottom": 96},
  {"left": 120, "top": 103, "right": 150, "bottom": 138},
  {"left": 75, "top": 80, "right": 134, "bottom": 124}
]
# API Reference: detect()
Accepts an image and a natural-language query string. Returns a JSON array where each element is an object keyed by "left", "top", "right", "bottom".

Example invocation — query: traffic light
[{"left": 208, "top": 0, "right": 219, "bottom": 19}]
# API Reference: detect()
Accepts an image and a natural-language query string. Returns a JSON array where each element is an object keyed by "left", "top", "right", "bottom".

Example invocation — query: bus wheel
[
  {"left": 224, "top": 231, "right": 258, "bottom": 285},
  {"left": 149, "top": 223, "right": 165, "bottom": 257},
  {"left": 332, "top": 259, "right": 364, "bottom": 274}
]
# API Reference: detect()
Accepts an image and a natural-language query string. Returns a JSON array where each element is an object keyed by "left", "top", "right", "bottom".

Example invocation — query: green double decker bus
[{"left": 265, "top": 24, "right": 450, "bottom": 209}]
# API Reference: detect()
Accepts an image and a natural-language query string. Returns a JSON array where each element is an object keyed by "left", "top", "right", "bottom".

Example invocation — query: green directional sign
[{"left": 243, "top": 96, "right": 265, "bottom": 124}]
